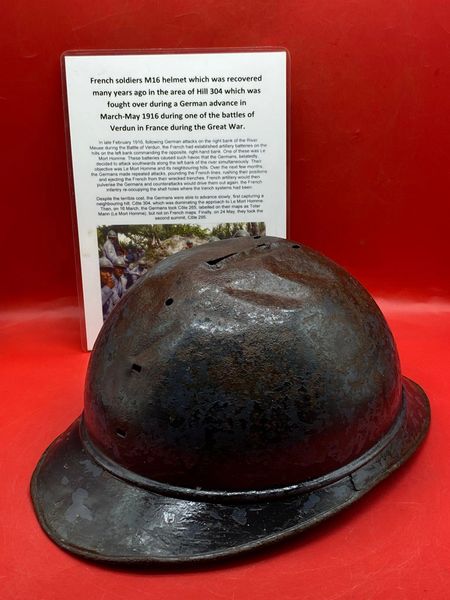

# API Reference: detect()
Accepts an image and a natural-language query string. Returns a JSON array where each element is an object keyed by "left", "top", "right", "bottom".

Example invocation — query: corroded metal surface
[{"left": 31, "top": 237, "right": 430, "bottom": 563}]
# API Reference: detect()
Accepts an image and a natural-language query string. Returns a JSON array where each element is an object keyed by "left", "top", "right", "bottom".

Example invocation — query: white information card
[{"left": 64, "top": 50, "right": 287, "bottom": 349}]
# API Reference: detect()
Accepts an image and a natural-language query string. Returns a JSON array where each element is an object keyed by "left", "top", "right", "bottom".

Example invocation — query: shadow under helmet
[{"left": 31, "top": 236, "right": 430, "bottom": 563}]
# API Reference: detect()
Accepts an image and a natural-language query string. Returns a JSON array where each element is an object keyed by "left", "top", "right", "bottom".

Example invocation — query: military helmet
[
  {"left": 112, "top": 256, "right": 126, "bottom": 268},
  {"left": 233, "top": 228, "right": 250, "bottom": 237},
  {"left": 107, "top": 230, "right": 117, "bottom": 238},
  {"left": 31, "top": 236, "right": 430, "bottom": 563},
  {"left": 99, "top": 256, "right": 113, "bottom": 269}
]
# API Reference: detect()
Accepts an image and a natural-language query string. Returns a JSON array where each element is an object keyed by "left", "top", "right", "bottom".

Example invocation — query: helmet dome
[
  {"left": 85, "top": 237, "right": 402, "bottom": 491},
  {"left": 31, "top": 236, "right": 429, "bottom": 564}
]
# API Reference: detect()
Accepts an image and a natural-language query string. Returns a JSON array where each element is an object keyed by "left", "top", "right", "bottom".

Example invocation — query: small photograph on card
[{"left": 97, "top": 222, "right": 266, "bottom": 321}]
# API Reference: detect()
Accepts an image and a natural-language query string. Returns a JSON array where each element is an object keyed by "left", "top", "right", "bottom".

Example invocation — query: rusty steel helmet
[{"left": 31, "top": 236, "right": 430, "bottom": 563}]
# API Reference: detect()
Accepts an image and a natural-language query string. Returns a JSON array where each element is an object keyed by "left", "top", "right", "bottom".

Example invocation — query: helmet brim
[{"left": 30, "top": 377, "right": 429, "bottom": 564}]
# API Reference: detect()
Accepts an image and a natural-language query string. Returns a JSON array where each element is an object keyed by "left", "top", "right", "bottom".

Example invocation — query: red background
[{"left": 1, "top": 1, "right": 449, "bottom": 598}]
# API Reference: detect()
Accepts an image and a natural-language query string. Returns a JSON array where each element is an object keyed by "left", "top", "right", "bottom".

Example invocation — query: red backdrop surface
[{"left": 1, "top": 1, "right": 449, "bottom": 599}]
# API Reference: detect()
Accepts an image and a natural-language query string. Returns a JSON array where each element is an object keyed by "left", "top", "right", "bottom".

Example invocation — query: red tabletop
[
  {"left": 2, "top": 0, "right": 450, "bottom": 596},
  {"left": 1, "top": 297, "right": 448, "bottom": 600}
]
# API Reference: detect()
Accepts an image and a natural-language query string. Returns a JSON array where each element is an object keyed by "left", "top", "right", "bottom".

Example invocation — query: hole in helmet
[
  {"left": 116, "top": 428, "right": 127, "bottom": 438},
  {"left": 206, "top": 252, "right": 238, "bottom": 267},
  {"left": 292, "top": 244, "right": 300, "bottom": 249},
  {"left": 131, "top": 363, "right": 142, "bottom": 373},
  {"left": 165, "top": 298, "right": 174, "bottom": 306},
  {"left": 253, "top": 235, "right": 261, "bottom": 239},
  {"left": 257, "top": 243, "right": 269, "bottom": 248}
]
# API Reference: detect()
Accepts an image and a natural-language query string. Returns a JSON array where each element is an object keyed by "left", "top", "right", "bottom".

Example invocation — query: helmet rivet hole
[
  {"left": 131, "top": 363, "right": 142, "bottom": 373},
  {"left": 116, "top": 428, "right": 127, "bottom": 439},
  {"left": 253, "top": 235, "right": 261, "bottom": 239},
  {"left": 292, "top": 244, "right": 300, "bottom": 249},
  {"left": 165, "top": 298, "right": 174, "bottom": 306}
]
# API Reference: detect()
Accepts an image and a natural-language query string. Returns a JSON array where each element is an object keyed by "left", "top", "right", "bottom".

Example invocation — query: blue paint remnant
[
  {"left": 64, "top": 488, "right": 93, "bottom": 523},
  {"left": 163, "top": 511, "right": 175, "bottom": 524},
  {"left": 79, "top": 459, "right": 102, "bottom": 477},
  {"left": 231, "top": 508, "right": 247, "bottom": 526},
  {"left": 302, "top": 493, "right": 320, "bottom": 511}
]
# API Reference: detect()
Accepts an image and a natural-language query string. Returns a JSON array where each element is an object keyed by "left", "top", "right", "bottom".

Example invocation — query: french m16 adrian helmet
[
  {"left": 31, "top": 236, "right": 430, "bottom": 563},
  {"left": 99, "top": 256, "right": 113, "bottom": 270}
]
